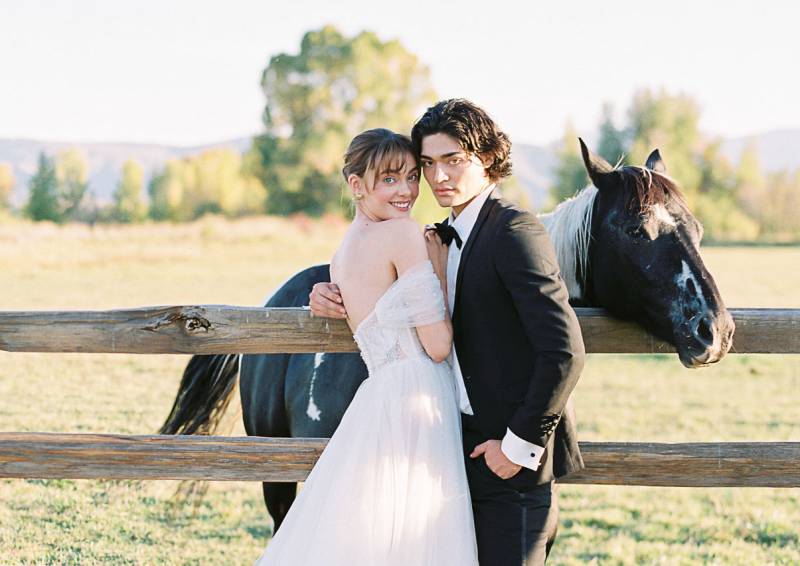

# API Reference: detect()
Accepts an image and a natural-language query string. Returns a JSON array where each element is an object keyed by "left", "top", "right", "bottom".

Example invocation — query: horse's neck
[{"left": 537, "top": 186, "right": 598, "bottom": 301}]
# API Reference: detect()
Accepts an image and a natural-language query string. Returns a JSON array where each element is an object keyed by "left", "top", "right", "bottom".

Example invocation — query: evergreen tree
[
  {"left": 596, "top": 102, "right": 627, "bottom": 166},
  {"left": 25, "top": 153, "right": 61, "bottom": 222}
]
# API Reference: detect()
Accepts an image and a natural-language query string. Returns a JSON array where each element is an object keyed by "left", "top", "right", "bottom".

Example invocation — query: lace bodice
[{"left": 353, "top": 260, "right": 446, "bottom": 374}]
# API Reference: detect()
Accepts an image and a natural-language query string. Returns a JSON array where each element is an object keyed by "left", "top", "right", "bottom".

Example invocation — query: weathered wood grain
[
  {"left": 565, "top": 441, "right": 800, "bottom": 487},
  {"left": 1, "top": 307, "right": 797, "bottom": 354},
  {"left": 1, "top": 433, "right": 798, "bottom": 487},
  {"left": 0, "top": 433, "right": 324, "bottom": 482}
]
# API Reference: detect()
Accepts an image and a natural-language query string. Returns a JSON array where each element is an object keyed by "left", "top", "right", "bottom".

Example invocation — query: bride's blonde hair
[{"left": 342, "top": 128, "right": 417, "bottom": 191}]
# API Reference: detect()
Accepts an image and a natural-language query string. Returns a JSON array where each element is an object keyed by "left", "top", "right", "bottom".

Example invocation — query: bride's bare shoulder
[
  {"left": 359, "top": 218, "right": 422, "bottom": 250},
  {"left": 372, "top": 217, "right": 421, "bottom": 236}
]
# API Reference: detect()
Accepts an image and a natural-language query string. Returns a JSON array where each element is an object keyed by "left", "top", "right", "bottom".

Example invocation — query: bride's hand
[
  {"left": 309, "top": 282, "right": 348, "bottom": 319},
  {"left": 424, "top": 229, "right": 448, "bottom": 277}
]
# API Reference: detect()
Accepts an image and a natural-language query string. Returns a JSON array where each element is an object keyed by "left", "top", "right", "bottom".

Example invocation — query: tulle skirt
[{"left": 254, "top": 357, "right": 479, "bottom": 565}]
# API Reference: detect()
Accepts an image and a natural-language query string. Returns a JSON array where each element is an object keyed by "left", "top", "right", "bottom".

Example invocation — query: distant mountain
[
  {"left": 511, "top": 142, "right": 559, "bottom": 209},
  {"left": 720, "top": 129, "right": 800, "bottom": 173},
  {"left": 2, "top": 128, "right": 799, "bottom": 210},
  {"left": 0, "top": 136, "right": 253, "bottom": 206}
]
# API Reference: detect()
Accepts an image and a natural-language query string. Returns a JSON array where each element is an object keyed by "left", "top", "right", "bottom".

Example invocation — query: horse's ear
[
  {"left": 645, "top": 149, "right": 667, "bottom": 173},
  {"left": 579, "top": 138, "right": 616, "bottom": 190}
]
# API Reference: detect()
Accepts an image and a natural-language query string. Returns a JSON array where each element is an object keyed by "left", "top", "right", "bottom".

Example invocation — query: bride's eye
[
  {"left": 408, "top": 173, "right": 419, "bottom": 182},
  {"left": 383, "top": 176, "right": 396, "bottom": 184}
]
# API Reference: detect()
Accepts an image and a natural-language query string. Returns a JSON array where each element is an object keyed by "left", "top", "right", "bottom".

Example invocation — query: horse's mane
[
  {"left": 538, "top": 185, "right": 597, "bottom": 300},
  {"left": 539, "top": 166, "right": 688, "bottom": 300}
]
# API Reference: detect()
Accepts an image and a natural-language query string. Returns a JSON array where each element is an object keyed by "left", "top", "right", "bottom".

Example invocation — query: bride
[{"left": 254, "top": 128, "right": 479, "bottom": 565}]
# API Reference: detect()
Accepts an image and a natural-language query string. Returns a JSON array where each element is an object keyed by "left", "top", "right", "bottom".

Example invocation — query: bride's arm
[{"left": 389, "top": 219, "right": 452, "bottom": 363}]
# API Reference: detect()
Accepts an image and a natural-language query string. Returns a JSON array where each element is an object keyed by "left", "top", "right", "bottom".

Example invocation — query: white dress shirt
[{"left": 445, "top": 185, "right": 544, "bottom": 472}]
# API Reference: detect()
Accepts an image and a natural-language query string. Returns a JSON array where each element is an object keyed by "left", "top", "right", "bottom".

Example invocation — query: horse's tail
[{"left": 159, "top": 353, "right": 240, "bottom": 435}]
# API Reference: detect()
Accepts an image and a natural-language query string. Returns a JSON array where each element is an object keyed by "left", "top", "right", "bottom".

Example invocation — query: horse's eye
[{"left": 625, "top": 226, "right": 648, "bottom": 239}]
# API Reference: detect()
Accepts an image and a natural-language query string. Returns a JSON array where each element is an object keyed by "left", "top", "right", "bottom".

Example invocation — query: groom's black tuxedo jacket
[{"left": 452, "top": 190, "right": 585, "bottom": 488}]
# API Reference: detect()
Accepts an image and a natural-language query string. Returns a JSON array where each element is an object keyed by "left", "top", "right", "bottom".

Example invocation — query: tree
[
  {"left": 254, "top": 25, "right": 437, "bottom": 216},
  {"left": 0, "top": 162, "right": 14, "bottom": 210},
  {"left": 626, "top": 88, "right": 702, "bottom": 203},
  {"left": 596, "top": 102, "right": 627, "bottom": 166},
  {"left": 112, "top": 159, "right": 147, "bottom": 222},
  {"left": 734, "top": 141, "right": 767, "bottom": 222},
  {"left": 25, "top": 153, "right": 61, "bottom": 222},
  {"left": 547, "top": 121, "right": 588, "bottom": 209},
  {"left": 56, "top": 148, "right": 89, "bottom": 220},
  {"left": 148, "top": 149, "right": 268, "bottom": 221},
  {"left": 692, "top": 141, "right": 758, "bottom": 241},
  {"left": 760, "top": 170, "right": 800, "bottom": 239}
]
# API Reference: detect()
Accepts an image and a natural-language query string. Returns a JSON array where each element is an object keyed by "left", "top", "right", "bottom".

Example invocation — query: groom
[{"left": 311, "top": 99, "right": 585, "bottom": 564}]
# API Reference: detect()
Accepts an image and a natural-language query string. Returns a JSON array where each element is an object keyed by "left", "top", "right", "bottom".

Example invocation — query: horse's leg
[
  {"left": 240, "top": 352, "right": 297, "bottom": 534},
  {"left": 262, "top": 482, "right": 296, "bottom": 532}
]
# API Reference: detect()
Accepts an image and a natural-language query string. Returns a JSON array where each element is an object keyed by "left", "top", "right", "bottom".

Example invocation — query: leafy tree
[
  {"left": 761, "top": 170, "right": 800, "bottom": 239},
  {"left": 25, "top": 153, "right": 61, "bottom": 222},
  {"left": 253, "top": 25, "right": 437, "bottom": 216},
  {"left": 626, "top": 89, "right": 702, "bottom": 203},
  {"left": 112, "top": 159, "right": 147, "bottom": 222},
  {"left": 547, "top": 121, "right": 588, "bottom": 209},
  {"left": 149, "top": 149, "right": 267, "bottom": 221},
  {"left": 56, "top": 148, "right": 89, "bottom": 220},
  {"left": 734, "top": 141, "right": 767, "bottom": 221},
  {"left": 0, "top": 162, "right": 14, "bottom": 210}
]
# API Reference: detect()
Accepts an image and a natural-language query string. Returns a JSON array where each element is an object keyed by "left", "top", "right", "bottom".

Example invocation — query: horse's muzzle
[{"left": 676, "top": 309, "right": 735, "bottom": 368}]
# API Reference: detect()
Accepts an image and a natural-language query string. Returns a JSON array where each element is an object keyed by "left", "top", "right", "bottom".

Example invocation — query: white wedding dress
[{"left": 255, "top": 260, "right": 479, "bottom": 565}]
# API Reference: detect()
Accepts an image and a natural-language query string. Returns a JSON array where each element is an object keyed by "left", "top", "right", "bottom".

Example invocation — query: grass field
[{"left": 0, "top": 216, "right": 798, "bottom": 565}]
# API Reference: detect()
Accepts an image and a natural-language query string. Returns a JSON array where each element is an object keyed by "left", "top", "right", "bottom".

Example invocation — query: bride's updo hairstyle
[{"left": 342, "top": 128, "right": 417, "bottom": 191}]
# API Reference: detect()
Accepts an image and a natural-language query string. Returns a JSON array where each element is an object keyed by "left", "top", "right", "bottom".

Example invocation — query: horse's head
[{"left": 579, "top": 139, "right": 734, "bottom": 367}]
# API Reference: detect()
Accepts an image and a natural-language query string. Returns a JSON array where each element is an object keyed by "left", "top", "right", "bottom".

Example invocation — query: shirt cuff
[{"left": 501, "top": 427, "right": 544, "bottom": 471}]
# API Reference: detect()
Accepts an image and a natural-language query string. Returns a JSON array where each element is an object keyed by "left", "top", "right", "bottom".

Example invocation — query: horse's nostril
[
  {"left": 696, "top": 315, "right": 713, "bottom": 344},
  {"left": 687, "top": 278, "right": 697, "bottom": 296}
]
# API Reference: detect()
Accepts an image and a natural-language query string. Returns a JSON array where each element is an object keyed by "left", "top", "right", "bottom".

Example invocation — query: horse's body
[{"left": 161, "top": 142, "right": 734, "bottom": 531}]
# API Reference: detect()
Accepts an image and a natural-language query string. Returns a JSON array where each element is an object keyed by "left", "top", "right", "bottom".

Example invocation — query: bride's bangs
[{"left": 368, "top": 142, "right": 415, "bottom": 187}]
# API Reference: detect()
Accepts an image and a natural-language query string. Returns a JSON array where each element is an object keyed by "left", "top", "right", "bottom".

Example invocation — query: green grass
[{"left": 0, "top": 216, "right": 798, "bottom": 564}]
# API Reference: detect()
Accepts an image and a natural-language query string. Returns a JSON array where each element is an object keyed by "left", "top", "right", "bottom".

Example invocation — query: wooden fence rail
[
  {"left": 1, "top": 433, "right": 798, "bottom": 488},
  {"left": 1, "top": 307, "right": 797, "bottom": 488},
  {"left": 1, "top": 306, "right": 798, "bottom": 354}
]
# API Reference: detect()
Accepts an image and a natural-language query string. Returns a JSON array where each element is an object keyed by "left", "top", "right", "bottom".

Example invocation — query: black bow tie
[{"left": 432, "top": 222, "right": 463, "bottom": 249}]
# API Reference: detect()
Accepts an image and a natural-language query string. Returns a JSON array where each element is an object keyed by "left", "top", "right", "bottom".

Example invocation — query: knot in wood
[{"left": 184, "top": 316, "right": 210, "bottom": 333}]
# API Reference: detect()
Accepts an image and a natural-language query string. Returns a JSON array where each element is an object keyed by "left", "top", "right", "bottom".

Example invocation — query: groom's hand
[
  {"left": 470, "top": 440, "right": 522, "bottom": 479},
  {"left": 309, "top": 283, "right": 347, "bottom": 319}
]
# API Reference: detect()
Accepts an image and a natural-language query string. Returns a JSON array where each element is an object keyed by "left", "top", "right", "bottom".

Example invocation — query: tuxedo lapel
[{"left": 453, "top": 190, "right": 500, "bottom": 321}]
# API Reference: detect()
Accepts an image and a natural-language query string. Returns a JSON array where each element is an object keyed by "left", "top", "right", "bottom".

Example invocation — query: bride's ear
[{"left": 348, "top": 173, "right": 364, "bottom": 200}]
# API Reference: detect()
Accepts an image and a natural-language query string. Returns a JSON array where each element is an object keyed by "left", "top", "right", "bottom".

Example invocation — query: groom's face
[{"left": 420, "top": 133, "right": 491, "bottom": 215}]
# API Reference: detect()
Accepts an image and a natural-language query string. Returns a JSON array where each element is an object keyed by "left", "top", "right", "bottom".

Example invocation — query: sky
[{"left": 1, "top": 0, "right": 799, "bottom": 147}]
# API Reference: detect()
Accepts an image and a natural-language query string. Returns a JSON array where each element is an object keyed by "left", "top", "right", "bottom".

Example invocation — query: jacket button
[
  {"left": 464, "top": 375, "right": 471, "bottom": 380},
  {"left": 530, "top": 453, "right": 536, "bottom": 457}
]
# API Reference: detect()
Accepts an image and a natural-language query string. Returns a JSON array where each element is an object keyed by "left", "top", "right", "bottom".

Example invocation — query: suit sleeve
[{"left": 494, "top": 212, "right": 586, "bottom": 451}]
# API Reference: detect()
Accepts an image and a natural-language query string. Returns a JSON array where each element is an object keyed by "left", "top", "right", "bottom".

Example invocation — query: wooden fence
[{"left": 1, "top": 306, "right": 798, "bottom": 488}]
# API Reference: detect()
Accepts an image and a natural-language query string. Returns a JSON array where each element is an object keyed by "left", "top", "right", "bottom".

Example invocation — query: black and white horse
[{"left": 160, "top": 140, "right": 735, "bottom": 530}]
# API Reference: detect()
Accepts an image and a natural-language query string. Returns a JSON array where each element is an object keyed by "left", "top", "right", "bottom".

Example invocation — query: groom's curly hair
[{"left": 411, "top": 98, "right": 512, "bottom": 182}]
